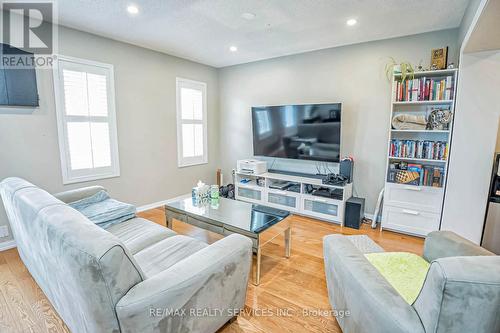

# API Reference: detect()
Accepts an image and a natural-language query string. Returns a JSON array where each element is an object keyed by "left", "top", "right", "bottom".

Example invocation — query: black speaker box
[
  {"left": 340, "top": 158, "right": 353, "bottom": 183},
  {"left": 345, "top": 197, "right": 365, "bottom": 229}
]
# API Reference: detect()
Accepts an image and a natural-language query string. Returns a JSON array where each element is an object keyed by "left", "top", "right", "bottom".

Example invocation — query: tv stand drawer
[
  {"left": 236, "top": 186, "right": 262, "bottom": 202},
  {"left": 266, "top": 190, "right": 299, "bottom": 211},
  {"left": 301, "top": 195, "right": 343, "bottom": 223}
]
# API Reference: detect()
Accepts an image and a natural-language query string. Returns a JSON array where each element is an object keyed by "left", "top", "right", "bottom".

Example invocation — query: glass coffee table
[{"left": 165, "top": 195, "right": 291, "bottom": 285}]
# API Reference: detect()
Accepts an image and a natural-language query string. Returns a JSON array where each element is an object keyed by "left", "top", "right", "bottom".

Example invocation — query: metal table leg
[
  {"left": 285, "top": 227, "right": 291, "bottom": 258},
  {"left": 255, "top": 247, "right": 261, "bottom": 286}
]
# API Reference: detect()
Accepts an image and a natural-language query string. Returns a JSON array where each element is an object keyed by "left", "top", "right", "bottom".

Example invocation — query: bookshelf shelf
[
  {"left": 393, "top": 100, "right": 453, "bottom": 105},
  {"left": 394, "top": 68, "right": 458, "bottom": 77},
  {"left": 382, "top": 68, "right": 458, "bottom": 238},
  {"left": 388, "top": 156, "right": 447, "bottom": 163},
  {"left": 386, "top": 182, "right": 445, "bottom": 192},
  {"left": 391, "top": 129, "right": 449, "bottom": 133}
]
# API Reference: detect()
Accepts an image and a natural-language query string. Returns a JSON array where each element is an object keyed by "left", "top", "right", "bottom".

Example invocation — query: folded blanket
[
  {"left": 69, "top": 190, "right": 136, "bottom": 229},
  {"left": 392, "top": 113, "right": 427, "bottom": 130},
  {"left": 364, "top": 252, "right": 430, "bottom": 304}
]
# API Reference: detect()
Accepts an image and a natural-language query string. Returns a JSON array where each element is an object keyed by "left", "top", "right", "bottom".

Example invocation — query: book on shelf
[
  {"left": 389, "top": 139, "right": 448, "bottom": 160},
  {"left": 394, "top": 76, "right": 454, "bottom": 102},
  {"left": 387, "top": 161, "right": 445, "bottom": 187}
]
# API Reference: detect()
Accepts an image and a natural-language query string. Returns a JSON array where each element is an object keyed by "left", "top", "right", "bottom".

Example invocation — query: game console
[
  {"left": 311, "top": 187, "right": 344, "bottom": 200},
  {"left": 237, "top": 159, "right": 268, "bottom": 175},
  {"left": 322, "top": 173, "right": 348, "bottom": 186}
]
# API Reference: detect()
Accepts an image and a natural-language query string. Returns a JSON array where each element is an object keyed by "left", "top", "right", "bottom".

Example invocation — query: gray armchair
[{"left": 323, "top": 231, "right": 500, "bottom": 333}]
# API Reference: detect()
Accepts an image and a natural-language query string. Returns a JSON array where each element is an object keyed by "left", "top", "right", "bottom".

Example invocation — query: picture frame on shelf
[{"left": 431, "top": 47, "right": 448, "bottom": 70}]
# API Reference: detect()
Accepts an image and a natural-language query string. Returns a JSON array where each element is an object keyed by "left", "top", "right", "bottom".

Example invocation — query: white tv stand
[{"left": 234, "top": 171, "right": 353, "bottom": 225}]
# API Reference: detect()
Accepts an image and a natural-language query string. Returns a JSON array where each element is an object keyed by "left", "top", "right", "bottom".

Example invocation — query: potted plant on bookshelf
[{"left": 385, "top": 57, "right": 415, "bottom": 82}]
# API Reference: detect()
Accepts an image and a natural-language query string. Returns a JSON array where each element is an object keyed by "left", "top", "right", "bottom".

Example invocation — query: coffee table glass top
[{"left": 165, "top": 195, "right": 289, "bottom": 233}]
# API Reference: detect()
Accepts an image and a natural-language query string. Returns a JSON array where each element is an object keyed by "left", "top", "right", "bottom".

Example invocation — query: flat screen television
[
  {"left": 252, "top": 103, "right": 341, "bottom": 163},
  {"left": 0, "top": 43, "right": 39, "bottom": 107}
]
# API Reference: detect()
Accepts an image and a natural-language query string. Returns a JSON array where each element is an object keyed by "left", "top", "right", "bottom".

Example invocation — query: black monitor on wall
[
  {"left": 251, "top": 103, "right": 341, "bottom": 163},
  {"left": 0, "top": 43, "right": 39, "bottom": 107}
]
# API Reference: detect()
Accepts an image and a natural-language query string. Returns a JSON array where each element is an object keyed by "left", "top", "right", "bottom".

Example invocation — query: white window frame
[
  {"left": 53, "top": 55, "right": 120, "bottom": 184},
  {"left": 254, "top": 108, "right": 272, "bottom": 139},
  {"left": 176, "top": 77, "right": 208, "bottom": 167}
]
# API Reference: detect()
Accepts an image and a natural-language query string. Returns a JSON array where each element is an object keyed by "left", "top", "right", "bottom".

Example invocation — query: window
[
  {"left": 176, "top": 78, "right": 208, "bottom": 167},
  {"left": 53, "top": 56, "right": 120, "bottom": 184},
  {"left": 283, "top": 106, "right": 295, "bottom": 128},
  {"left": 255, "top": 109, "right": 271, "bottom": 138}
]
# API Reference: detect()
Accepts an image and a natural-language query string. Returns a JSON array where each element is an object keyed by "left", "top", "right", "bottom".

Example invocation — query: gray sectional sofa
[
  {"left": 324, "top": 232, "right": 500, "bottom": 333},
  {"left": 0, "top": 177, "right": 253, "bottom": 333}
]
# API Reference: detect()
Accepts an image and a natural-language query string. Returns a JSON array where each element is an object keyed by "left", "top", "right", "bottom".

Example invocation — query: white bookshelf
[{"left": 381, "top": 68, "right": 459, "bottom": 237}]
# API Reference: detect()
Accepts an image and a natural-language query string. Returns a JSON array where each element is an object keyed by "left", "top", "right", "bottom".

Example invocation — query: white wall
[
  {"left": 441, "top": 50, "right": 500, "bottom": 243},
  {"left": 0, "top": 26, "right": 220, "bottom": 242},
  {"left": 458, "top": 0, "right": 483, "bottom": 46},
  {"left": 497, "top": 122, "right": 500, "bottom": 151},
  {"left": 218, "top": 29, "right": 459, "bottom": 214}
]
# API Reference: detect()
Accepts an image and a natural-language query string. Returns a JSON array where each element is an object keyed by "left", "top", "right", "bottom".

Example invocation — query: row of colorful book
[
  {"left": 387, "top": 161, "right": 445, "bottom": 188},
  {"left": 394, "top": 76, "right": 453, "bottom": 102},
  {"left": 389, "top": 139, "right": 448, "bottom": 160}
]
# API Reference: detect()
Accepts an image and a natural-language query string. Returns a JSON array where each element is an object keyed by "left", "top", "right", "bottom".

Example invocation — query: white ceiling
[{"left": 56, "top": 0, "right": 471, "bottom": 68}]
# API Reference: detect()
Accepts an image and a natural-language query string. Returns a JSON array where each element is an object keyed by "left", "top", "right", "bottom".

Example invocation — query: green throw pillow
[{"left": 364, "top": 252, "right": 430, "bottom": 304}]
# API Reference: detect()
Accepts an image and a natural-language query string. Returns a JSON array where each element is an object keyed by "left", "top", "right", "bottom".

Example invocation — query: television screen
[
  {"left": 0, "top": 43, "right": 39, "bottom": 107},
  {"left": 252, "top": 103, "right": 341, "bottom": 163}
]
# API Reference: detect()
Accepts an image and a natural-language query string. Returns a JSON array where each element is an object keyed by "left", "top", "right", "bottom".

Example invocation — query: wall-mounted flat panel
[{"left": 0, "top": 43, "right": 39, "bottom": 107}]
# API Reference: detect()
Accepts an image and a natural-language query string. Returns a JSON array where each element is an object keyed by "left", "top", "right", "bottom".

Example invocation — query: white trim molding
[
  {"left": 53, "top": 54, "right": 121, "bottom": 185},
  {"left": 0, "top": 240, "right": 16, "bottom": 252},
  {"left": 176, "top": 77, "right": 208, "bottom": 168},
  {"left": 136, "top": 195, "right": 189, "bottom": 213},
  {"left": 136, "top": 200, "right": 170, "bottom": 213}
]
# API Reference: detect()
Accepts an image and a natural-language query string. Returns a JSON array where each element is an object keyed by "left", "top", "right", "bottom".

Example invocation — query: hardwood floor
[{"left": 0, "top": 208, "right": 423, "bottom": 333}]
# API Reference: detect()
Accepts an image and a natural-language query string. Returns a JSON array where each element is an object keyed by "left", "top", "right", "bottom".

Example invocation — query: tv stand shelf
[{"left": 235, "top": 171, "right": 352, "bottom": 225}]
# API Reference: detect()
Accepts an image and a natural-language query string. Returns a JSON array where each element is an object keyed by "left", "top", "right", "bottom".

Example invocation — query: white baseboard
[
  {"left": 136, "top": 195, "right": 189, "bottom": 213},
  {"left": 0, "top": 240, "right": 16, "bottom": 252},
  {"left": 364, "top": 212, "right": 374, "bottom": 221},
  {"left": 136, "top": 200, "right": 169, "bottom": 213}
]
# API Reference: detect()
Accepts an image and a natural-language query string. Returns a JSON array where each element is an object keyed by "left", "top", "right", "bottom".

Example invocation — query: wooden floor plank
[
  {"left": 0, "top": 208, "right": 423, "bottom": 332},
  {"left": 0, "top": 288, "right": 18, "bottom": 333},
  {"left": 0, "top": 253, "right": 43, "bottom": 333}
]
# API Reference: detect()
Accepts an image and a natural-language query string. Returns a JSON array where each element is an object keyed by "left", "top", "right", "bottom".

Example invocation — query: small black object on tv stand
[{"left": 268, "top": 169, "right": 325, "bottom": 179}]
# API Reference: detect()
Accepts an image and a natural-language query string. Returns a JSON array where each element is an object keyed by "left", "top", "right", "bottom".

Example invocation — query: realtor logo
[
  {"left": 1, "top": 1, "right": 57, "bottom": 68},
  {"left": 2, "top": 1, "right": 53, "bottom": 53}
]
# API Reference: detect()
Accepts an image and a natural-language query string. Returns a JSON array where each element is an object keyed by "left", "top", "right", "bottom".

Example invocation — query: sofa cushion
[
  {"left": 107, "top": 217, "right": 177, "bottom": 254},
  {"left": 134, "top": 235, "right": 208, "bottom": 278},
  {"left": 364, "top": 252, "right": 430, "bottom": 304}
]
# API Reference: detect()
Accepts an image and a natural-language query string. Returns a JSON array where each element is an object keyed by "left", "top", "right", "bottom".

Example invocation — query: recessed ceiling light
[
  {"left": 241, "top": 12, "right": 256, "bottom": 20},
  {"left": 127, "top": 5, "right": 139, "bottom": 15},
  {"left": 229, "top": 46, "right": 238, "bottom": 52},
  {"left": 346, "top": 19, "right": 357, "bottom": 26}
]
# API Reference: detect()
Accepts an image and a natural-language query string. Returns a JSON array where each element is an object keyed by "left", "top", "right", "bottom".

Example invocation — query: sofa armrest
[
  {"left": 413, "top": 256, "right": 500, "bottom": 333},
  {"left": 115, "top": 234, "right": 252, "bottom": 333},
  {"left": 423, "top": 231, "right": 493, "bottom": 262},
  {"left": 323, "top": 235, "right": 425, "bottom": 333},
  {"left": 53, "top": 186, "right": 106, "bottom": 204}
]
